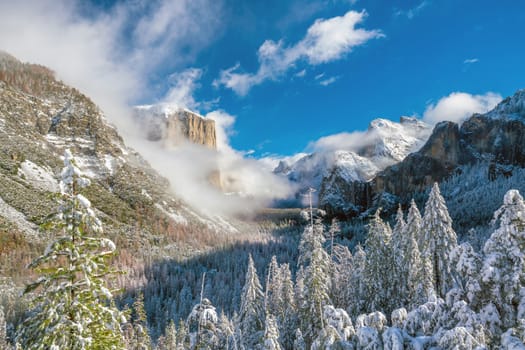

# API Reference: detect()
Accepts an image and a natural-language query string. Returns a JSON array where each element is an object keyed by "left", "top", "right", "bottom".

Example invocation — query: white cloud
[
  {"left": 0, "top": 0, "right": 222, "bottom": 128},
  {"left": 162, "top": 68, "right": 203, "bottom": 110},
  {"left": 463, "top": 58, "right": 479, "bottom": 64},
  {"left": 395, "top": 0, "right": 430, "bottom": 19},
  {"left": 295, "top": 69, "right": 307, "bottom": 78},
  {"left": 0, "top": 0, "right": 295, "bottom": 216},
  {"left": 215, "top": 10, "right": 383, "bottom": 95},
  {"left": 423, "top": 92, "right": 502, "bottom": 124},
  {"left": 319, "top": 76, "right": 339, "bottom": 86}
]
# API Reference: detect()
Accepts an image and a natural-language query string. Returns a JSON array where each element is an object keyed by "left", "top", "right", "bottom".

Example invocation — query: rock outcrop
[
  {"left": 319, "top": 88, "right": 525, "bottom": 217},
  {"left": 135, "top": 105, "right": 217, "bottom": 149},
  {"left": 134, "top": 105, "right": 221, "bottom": 187}
]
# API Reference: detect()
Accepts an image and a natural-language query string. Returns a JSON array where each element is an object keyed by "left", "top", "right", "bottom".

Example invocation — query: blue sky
[
  {"left": 1, "top": 0, "right": 525, "bottom": 159},
  {"left": 152, "top": 0, "right": 525, "bottom": 157}
]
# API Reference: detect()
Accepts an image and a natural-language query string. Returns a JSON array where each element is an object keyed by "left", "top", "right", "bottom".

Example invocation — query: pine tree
[
  {"left": 330, "top": 244, "right": 353, "bottom": 310},
  {"left": 278, "top": 264, "right": 297, "bottom": 350},
  {"left": 348, "top": 245, "right": 367, "bottom": 318},
  {"left": 292, "top": 329, "right": 305, "bottom": 350},
  {"left": 187, "top": 298, "right": 219, "bottom": 349},
  {"left": 261, "top": 313, "right": 281, "bottom": 350},
  {"left": 0, "top": 306, "right": 7, "bottom": 349},
  {"left": 398, "top": 200, "right": 434, "bottom": 308},
  {"left": 237, "top": 254, "right": 265, "bottom": 349},
  {"left": 480, "top": 190, "right": 525, "bottom": 330},
  {"left": 266, "top": 256, "right": 282, "bottom": 319},
  {"left": 421, "top": 183, "right": 458, "bottom": 297},
  {"left": 130, "top": 293, "right": 152, "bottom": 350},
  {"left": 16, "top": 149, "right": 126, "bottom": 350},
  {"left": 363, "top": 209, "right": 396, "bottom": 313},
  {"left": 297, "top": 222, "right": 331, "bottom": 348},
  {"left": 163, "top": 320, "right": 177, "bottom": 350},
  {"left": 177, "top": 319, "right": 189, "bottom": 350}
]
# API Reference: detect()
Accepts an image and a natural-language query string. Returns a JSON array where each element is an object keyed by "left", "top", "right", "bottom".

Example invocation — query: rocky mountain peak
[
  {"left": 134, "top": 104, "right": 217, "bottom": 149},
  {"left": 318, "top": 87, "right": 525, "bottom": 218},
  {"left": 485, "top": 88, "right": 525, "bottom": 120}
]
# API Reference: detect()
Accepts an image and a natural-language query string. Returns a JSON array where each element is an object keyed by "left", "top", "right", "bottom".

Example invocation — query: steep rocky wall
[
  {"left": 319, "top": 90, "right": 525, "bottom": 217},
  {"left": 164, "top": 110, "right": 216, "bottom": 149}
]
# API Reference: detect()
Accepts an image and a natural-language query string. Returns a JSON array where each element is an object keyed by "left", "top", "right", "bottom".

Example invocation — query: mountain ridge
[{"left": 319, "top": 88, "right": 525, "bottom": 218}]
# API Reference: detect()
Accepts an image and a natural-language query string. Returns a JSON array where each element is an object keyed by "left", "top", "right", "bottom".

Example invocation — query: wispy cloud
[
  {"left": 463, "top": 58, "right": 479, "bottom": 64},
  {"left": 319, "top": 76, "right": 339, "bottom": 86},
  {"left": 423, "top": 91, "right": 502, "bottom": 124},
  {"left": 295, "top": 69, "right": 307, "bottom": 78},
  {"left": 0, "top": 0, "right": 295, "bottom": 216},
  {"left": 215, "top": 10, "right": 383, "bottom": 95},
  {"left": 0, "top": 0, "right": 222, "bottom": 123},
  {"left": 395, "top": 0, "right": 430, "bottom": 19}
]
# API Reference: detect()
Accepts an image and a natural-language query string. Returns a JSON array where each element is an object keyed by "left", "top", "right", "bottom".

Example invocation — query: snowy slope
[
  {"left": 274, "top": 116, "right": 432, "bottom": 204},
  {"left": 485, "top": 88, "right": 525, "bottom": 121}
]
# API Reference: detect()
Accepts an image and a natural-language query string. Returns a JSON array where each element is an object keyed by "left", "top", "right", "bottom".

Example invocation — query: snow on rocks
[{"left": 18, "top": 160, "right": 59, "bottom": 192}]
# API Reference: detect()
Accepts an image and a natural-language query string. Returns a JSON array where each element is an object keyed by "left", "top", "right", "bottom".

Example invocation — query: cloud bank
[
  {"left": 423, "top": 92, "right": 502, "bottom": 124},
  {"left": 215, "top": 10, "right": 383, "bottom": 95},
  {"left": 0, "top": 0, "right": 293, "bottom": 217}
]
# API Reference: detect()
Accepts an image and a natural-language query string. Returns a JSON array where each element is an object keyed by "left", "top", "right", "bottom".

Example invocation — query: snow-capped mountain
[
  {"left": 273, "top": 116, "right": 432, "bottom": 205},
  {"left": 320, "top": 88, "right": 525, "bottom": 218}
]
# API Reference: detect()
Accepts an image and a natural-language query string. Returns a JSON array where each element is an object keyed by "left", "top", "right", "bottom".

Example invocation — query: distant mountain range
[
  {"left": 272, "top": 116, "right": 432, "bottom": 207},
  {"left": 282, "top": 88, "right": 525, "bottom": 218}
]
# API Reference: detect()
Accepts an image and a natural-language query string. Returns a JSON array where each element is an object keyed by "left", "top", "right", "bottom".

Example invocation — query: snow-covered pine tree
[
  {"left": 297, "top": 222, "right": 331, "bottom": 348},
  {"left": 161, "top": 320, "right": 177, "bottom": 350},
  {"left": 0, "top": 306, "right": 7, "bottom": 349},
  {"left": 237, "top": 254, "right": 265, "bottom": 349},
  {"left": 330, "top": 244, "right": 353, "bottom": 310},
  {"left": 275, "top": 263, "right": 297, "bottom": 350},
  {"left": 266, "top": 256, "right": 282, "bottom": 319},
  {"left": 480, "top": 190, "right": 525, "bottom": 332},
  {"left": 450, "top": 242, "right": 482, "bottom": 307},
  {"left": 347, "top": 245, "right": 367, "bottom": 318},
  {"left": 292, "top": 329, "right": 305, "bottom": 350},
  {"left": 130, "top": 293, "right": 152, "bottom": 350},
  {"left": 363, "top": 208, "right": 396, "bottom": 313},
  {"left": 16, "top": 149, "right": 126, "bottom": 350},
  {"left": 260, "top": 313, "right": 281, "bottom": 350},
  {"left": 187, "top": 298, "right": 219, "bottom": 349},
  {"left": 177, "top": 319, "right": 189, "bottom": 350},
  {"left": 391, "top": 205, "right": 408, "bottom": 305},
  {"left": 399, "top": 200, "right": 434, "bottom": 309},
  {"left": 420, "top": 183, "right": 458, "bottom": 297}
]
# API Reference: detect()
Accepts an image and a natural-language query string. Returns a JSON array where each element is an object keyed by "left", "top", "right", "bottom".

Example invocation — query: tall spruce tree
[
  {"left": 0, "top": 306, "right": 7, "bottom": 349},
  {"left": 348, "top": 245, "right": 367, "bottom": 318},
  {"left": 399, "top": 200, "right": 434, "bottom": 308},
  {"left": 481, "top": 190, "right": 525, "bottom": 330},
  {"left": 16, "top": 149, "right": 126, "bottom": 350},
  {"left": 297, "top": 221, "right": 331, "bottom": 348},
  {"left": 237, "top": 254, "right": 265, "bottom": 349},
  {"left": 421, "top": 183, "right": 458, "bottom": 297},
  {"left": 129, "top": 293, "right": 152, "bottom": 350},
  {"left": 363, "top": 209, "right": 396, "bottom": 313}
]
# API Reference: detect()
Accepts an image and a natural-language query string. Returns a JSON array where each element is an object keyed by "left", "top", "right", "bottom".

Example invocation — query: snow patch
[
  {"left": 155, "top": 203, "right": 188, "bottom": 225},
  {"left": 18, "top": 160, "right": 59, "bottom": 192},
  {"left": 0, "top": 196, "right": 39, "bottom": 237}
]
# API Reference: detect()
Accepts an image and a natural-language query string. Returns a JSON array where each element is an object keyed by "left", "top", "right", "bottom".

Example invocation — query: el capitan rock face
[
  {"left": 319, "top": 89, "right": 525, "bottom": 218},
  {"left": 134, "top": 106, "right": 217, "bottom": 149}
]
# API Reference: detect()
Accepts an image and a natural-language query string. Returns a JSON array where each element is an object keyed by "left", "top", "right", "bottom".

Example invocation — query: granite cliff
[
  {"left": 319, "top": 88, "right": 525, "bottom": 217},
  {"left": 134, "top": 105, "right": 217, "bottom": 149}
]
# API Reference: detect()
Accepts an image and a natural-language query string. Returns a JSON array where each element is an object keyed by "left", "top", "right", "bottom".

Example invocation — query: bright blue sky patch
[{"left": 1, "top": 0, "right": 524, "bottom": 158}]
